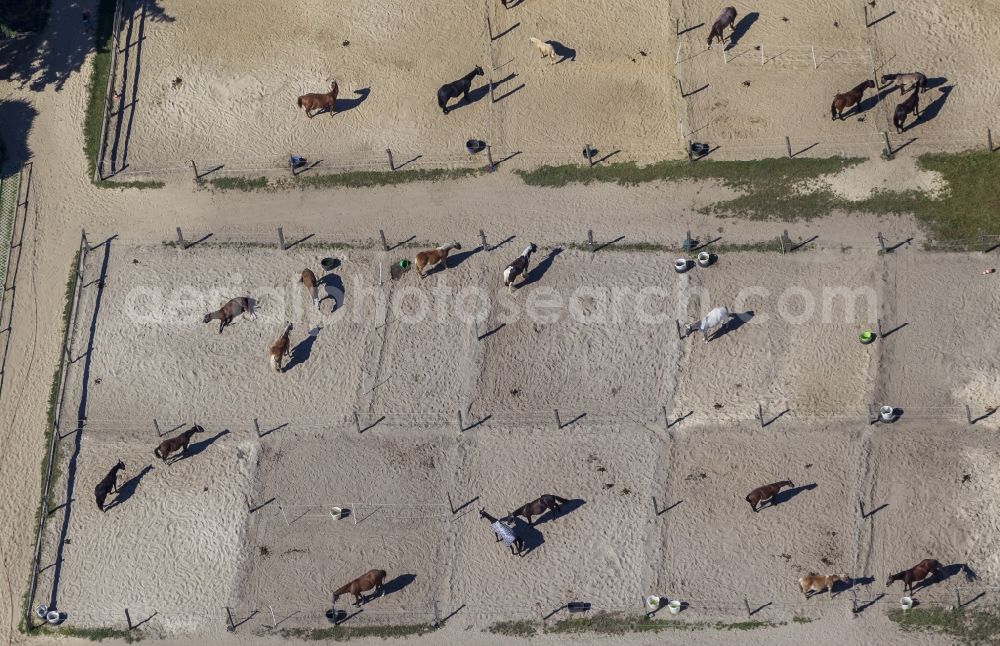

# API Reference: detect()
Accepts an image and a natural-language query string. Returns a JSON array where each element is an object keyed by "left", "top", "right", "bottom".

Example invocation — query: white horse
[{"left": 685, "top": 306, "right": 730, "bottom": 343}]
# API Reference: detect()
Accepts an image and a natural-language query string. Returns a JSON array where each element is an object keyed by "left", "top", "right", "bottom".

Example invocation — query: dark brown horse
[
  {"left": 94, "top": 460, "right": 125, "bottom": 511},
  {"left": 707, "top": 7, "right": 737, "bottom": 49},
  {"left": 298, "top": 81, "right": 339, "bottom": 118},
  {"left": 203, "top": 297, "right": 256, "bottom": 333},
  {"left": 480, "top": 508, "right": 524, "bottom": 555},
  {"left": 509, "top": 494, "right": 569, "bottom": 526},
  {"left": 154, "top": 425, "right": 204, "bottom": 463},
  {"left": 745, "top": 480, "right": 793, "bottom": 512},
  {"left": 887, "top": 559, "right": 942, "bottom": 594},
  {"left": 831, "top": 80, "right": 875, "bottom": 120},
  {"left": 892, "top": 87, "right": 920, "bottom": 133},
  {"left": 332, "top": 569, "right": 387, "bottom": 606}
]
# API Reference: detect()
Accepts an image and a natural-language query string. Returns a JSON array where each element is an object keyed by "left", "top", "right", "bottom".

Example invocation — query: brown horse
[
  {"left": 745, "top": 480, "right": 793, "bottom": 512},
  {"left": 154, "top": 425, "right": 204, "bottom": 463},
  {"left": 298, "top": 81, "right": 339, "bottom": 118},
  {"left": 414, "top": 242, "right": 461, "bottom": 278},
  {"left": 892, "top": 87, "right": 920, "bottom": 133},
  {"left": 300, "top": 269, "right": 319, "bottom": 310},
  {"left": 480, "top": 508, "right": 524, "bottom": 555},
  {"left": 94, "top": 460, "right": 125, "bottom": 511},
  {"left": 269, "top": 323, "right": 293, "bottom": 372},
  {"left": 706, "top": 6, "right": 737, "bottom": 49},
  {"left": 887, "top": 559, "right": 942, "bottom": 594},
  {"left": 203, "top": 297, "right": 256, "bottom": 334},
  {"left": 831, "top": 80, "right": 875, "bottom": 120},
  {"left": 509, "top": 494, "right": 569, "bottom": 526},
  {"left": 332, "top": 569, "right": 387, "bottom": 606}
]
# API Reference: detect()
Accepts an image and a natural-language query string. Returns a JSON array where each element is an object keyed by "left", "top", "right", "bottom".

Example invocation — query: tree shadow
[
  {"left": 319, "top": 273, "right": 344, "bottom": 311},
  {"left": 381, "top": 574, "right": 417, "bottom": 599},
  {"left": 108, "top": 0, "right": 149, "bottom": 177},
  {"left": 284, "top": 326, "right": 321, "bottom": 372},
  {"left": 548, "top": 40, "right": 576, "bottom": 63},
  {"left": 769, "top": 482, "right": 817, "bottom": 508},
  {"left": 728, "top": 12, "right": 759, "bottom": 49},
  {"left": 521, "top": 247, "right": 562, "bottom": 287},
  {"left": 105, "top": 464, "right": 154, "bottom": 511},
  {"left": 335, "top": 87, "right": 370, "bottom": 113},
  {"left": 170, "top": 429, "right": 229, "bottom": 464},
  {"left": 0, "top": 98, "right": 37, "bottom": 167},
  {"left": 530, "top": 499, "right": 586, "bottom": 526},
  {"left": 918, "top": 85, "right": 953, "bottom": 124}
]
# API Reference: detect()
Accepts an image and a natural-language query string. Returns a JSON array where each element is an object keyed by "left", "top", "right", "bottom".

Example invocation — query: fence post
[
  {"left": 457, "top": 410, "right": 464, "bottom": 432},
  {"left": 785, "top": 136, "right": 792, "bottom": 159},
  {"left": 877, "top": 232, "right": 886, "bottom": 253},
  {"left": 652, "top": 496, "right": 658, "bottom": 515},
  {"left": 758, "top": 402, "right": 764, "bottom": 428},
  {"left": 433, "top": 601, "right": 441, "bottom": 628},
  {"left": 675, "top": 17, "right": 679, "bottom": 36},
  {"left": 877, "top": 318, "right": 883, "bottom": 339},
  {"left": 125, "top": 608, "right": 132, "bottom": 630},
  {"left": 744, "top": 598, "right": 752, "bottom": 618},
  {"left": 587, "top": 229, "right": 594, "bottom": 250},
  {"left": 867, "top": 403, "right": 875, "bottom": 425},
  {"left": 190, "top": 160, "right": 199, "bottom": 180},
  {"left": 956, "top": 586, "right": 961, "bottom": 609},
  {"left": 677, "top": 79, "right": 684, "bottom": 98},
  {"left": 277, "top": 227, "right": 286, "bottom": 251},
  {"left": 554, "top": 409, "right": 562, "bottom": 429},
  {"left": 760, "top": 43, "right": 764, "bottom": 65},
  {"left": 722, "top": 46, "right": 728, "bottom": 64},
  {"left": 662, "top": 406, "right": 669, "bottom": 431},
  {"left": 153, "top": 419, "right": 161, "bottom": 437},
  {"left": 979, "top": 228, "right": 987, "bottom": 252},
  {"left": 966, "top": 405, "right": 973, "bottom": 425},
  {"left": 485, "top": 144, "right": 495, "bottom": 172},
  {"left": 811, "top": 45, "right": 817, "bottom": 69},
  {"left": 386, "top": 148, "right": 395, "bottom": 171},
  {"left": 989, "top": 129, "right": 994, "bottom": 153},
  {"left": 882, "top": 132, "right": 892, "bottom": 157},
  {"left": 254, "top": 418, "right": 261, "bottom": 438},
  {"left": 863, "top": 4, "right": 869, "bottom": 27},
  {"left": 354, "top": 411, "right": 361, "bottom": 434},
  {"left": 479, "top": 229, "right": 488, "bottom": 251},
  {"left": 379, "top": 229, "right": 389, "bottom": 252},
  {"left": 225, "top": 607, "right": 236, "bottom": 632},
  {"left": 176, "top": 227, "right": 184, "bottom": 247},
  {"left": 585, "top": 144, "right": 595, "bottom": 167},
  {"left": 447, "top": 492, "right": 455, "bottom": 514},
  {"left": 269, "top": 605, "right": 277, "bottom": 629}
]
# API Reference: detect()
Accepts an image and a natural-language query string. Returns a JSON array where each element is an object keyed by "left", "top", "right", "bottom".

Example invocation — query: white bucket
[
  {"left": 880, "top": 405, "right": 896, "bottom": 422},
  {"left": 330, "top": 507, "right": 343, "bottom": 519},
  {"left": 697, "top": 251, "right": 712, "bottom": 267},
  {"left": 674, "top": 259, "right": 689, "bottom": 273},
  {"left": 900, "top": 596, "right": 913, "bottom": 610},
  {"left": 668, "top": 600, "right": 682, "bottom": 614},
  {"left": 46, "top": 610, "right": 63, "bottom": 625},
  {"left": 645, "top": 595, "right": 660, "bottom": 611}
]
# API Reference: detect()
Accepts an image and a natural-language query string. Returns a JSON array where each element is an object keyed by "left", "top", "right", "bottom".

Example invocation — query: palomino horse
[
  {"left": 203, "top": 297, "right": 256, "bottom": 334},
  {"left": 706, "top": 7, "right": 737, "bottom": 49},
  {"left": 886, "top": 559, "right": 942, "bottom": 594},
  {"left": 831, "top": 80, "right": 875, "bottom": 120},
  {"left": 503, "top": 244, "right": 537, "bottom": 290},
  {"left": 300, "top": 269, "right": 320, "bottom": 310},
  {"left": 480, "top": 508, "right": 524, "bottom": 555},
  {"left": 154, "top": 425, "right": 204, "bottom": 463},
  {"left": 685, "top": 306, "right": 731, "bottom": 343},
  {"left": 94, "top": 460, "right": 125, "bottom": 511},
  {"left": 893, "top": 87, "right": 920, "bottom": 133},
  {"left": 333, "top": 569, "right": 387, "bottom": 606},
  {"left": 798, "top": 574, "right": 848, "bottom": 598},
  {"left": 745, "top": 480, "right": 793, "bottom": 512},
  {"left": 415, "top": 242, "right": 461, "bottom": 278},
  {"left": 269, "top": 323, "right": 293, "bottom": 372},
  {"left": 882, "top": 72, "right": 927, "bottom": 94},
  {"left": 437, "top": 67, "right": 484, "bottom": 114},
  {"left": 508, "top": 494, "right": 569, "bottom": 526},
  {"left": 298, "top": 81, "right": 339, "bottom": 118}
]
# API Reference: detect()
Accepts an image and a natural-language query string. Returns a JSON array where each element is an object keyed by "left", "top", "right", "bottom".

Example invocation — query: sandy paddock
[
  {"left": 110, "top": 0, "right": 683, "bottom": 176},
  {"left": 675, "top": 0, "right": 1000, "bottom": 158},
  {"left": 33, "top": 241, "right": 1000, "bottom": 638}
]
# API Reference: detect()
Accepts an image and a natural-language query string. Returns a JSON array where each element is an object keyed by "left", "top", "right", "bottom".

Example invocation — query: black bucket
[
  {"left": 689, "top": 142, "right": 710, "bottom": 159},
  {"left": 466, "top": 139, "right": 486, "bottom": 154},
  {"left": 321, "top": 257, "right": 339, "bottom": 272}
]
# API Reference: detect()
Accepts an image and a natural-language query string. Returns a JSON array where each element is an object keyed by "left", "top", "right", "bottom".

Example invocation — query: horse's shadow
[
  {"left": 285, "top": 326, "right": 321, "bottom": 372},
  {"left": 858, "top": 87, "right": 894, "bottom": 116},
  {"left": 320, "top": 273, "right": 344, "bottom": 311},
  {"left": 381, "top": 574, "right": 417, "bottom": 599},
  {"left": 918, "top": 85, "right": 953, "bottom": 124},
  {"left": 335, "top": 87, "right": 370, "bottom": 113},
  {"left": 845, "top": 576, "right": 874, "bottom": 592},
  {"left": 105, "top": 464, "right": 154, "bottom": 511},
  {"left": 171, "top": 429, "right": 230, "bottom": 464},
  {"left": 924, "top": 77, "right": 949, "bottom": 91},
  {"left": 449, "top": 83, "right": 491, "bottom": 113},
  {"left": 769, "top": 482, "right": 817, "bottom": 508},
  {"left": 936, "top": 563, "right": 977, "bottom": 587},
  {"left": 728, "top": 12, "right": 759, "bottom": 49},
  {"left": 548, "top": 40, "right": 576, "bottom": 63},
  {"left": 710, "top": 310, "right": 753, "bottom": 341},
  {"left": 529, "top": 498, "right": 586, "bottom": 526},
  {"left": 509, "top": 518, "right": 545, "bottom": 556},
  {"left": 447, "top": 246, "right": 483, "bottom": 269},
  {"left": 521, "top": 248, "right": 562, "bottom": 287}
]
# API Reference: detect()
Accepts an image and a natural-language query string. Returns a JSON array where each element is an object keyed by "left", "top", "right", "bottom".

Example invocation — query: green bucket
[{"left": 859, "top": 330, "right": 875, "bottom": 344}]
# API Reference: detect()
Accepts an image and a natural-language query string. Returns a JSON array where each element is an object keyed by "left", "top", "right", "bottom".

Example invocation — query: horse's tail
[
  {"left": 745, "top": 494, "right": 754, "bottom": 504},
  {"left": 154, "top": 446, "right": 162, "bottom": 459},
  {"left": 297, "top": 96, "right": 304, "bottom": 109},
  {"left": 830, "top": 101, "right": 837, "bottom": 120},
  {"left": 270, "top": 353, "right": 280, "bottom": 372}
]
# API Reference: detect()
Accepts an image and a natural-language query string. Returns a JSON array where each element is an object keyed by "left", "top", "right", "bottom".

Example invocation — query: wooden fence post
[
  {"left": 176, "top": 227, "right": 184, "bottom": 247},
  {"left": 379, "top": 229, "right": 389, "bottom": 252},
  {"left": 554, "top": 409, "right": 562, "bottom": 429},
  {"left": 386, "top": 148, "right": 395, "bottom": 171},
  {"left": 785, "top": 136, "right": 792, "bottom": 158},
  {"left": 988, "top": 129, "right": 994, "bottom": 153},
  {"left": 277, "top": 227, "right": 286, "bottom": 251}
]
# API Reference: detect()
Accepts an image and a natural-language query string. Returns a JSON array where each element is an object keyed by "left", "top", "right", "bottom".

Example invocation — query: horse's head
[
  {"left": 880, "top": 74, "right": 892, "bottom": 85},
  {"left": 885, "top": 573, "right": 898, "bottom": 587},
  {"left": 864, "top": 79, "right": 876, "bottom": 90},
  {"left": 202, "top": 312, "right": 213, "bottom": 323},
  {"left": 474, "top": 66, "right": 484, "bottom": 76},
  {"left": 192, "top": 424, "right": 205, "bottom": 434},
  {"left": 115, "top": 460, "right": 126, "bottom": 470}
]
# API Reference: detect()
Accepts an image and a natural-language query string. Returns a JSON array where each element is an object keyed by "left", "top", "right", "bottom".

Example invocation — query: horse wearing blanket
[{"left": 684, "top": 306, "right": 731, "bottom": 343}]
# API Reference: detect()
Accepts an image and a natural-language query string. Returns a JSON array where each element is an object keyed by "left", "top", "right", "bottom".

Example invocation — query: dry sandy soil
[{"left": 29, "top": 242, "right": 1000, "bottom": 640}]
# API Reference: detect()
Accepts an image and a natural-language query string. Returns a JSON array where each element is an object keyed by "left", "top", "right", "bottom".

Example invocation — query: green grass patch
[
  {"left": 545, "top": 612, "right": 781, "bottom": 635},
  {"left": 279, "top": 622, "right": 436, "bottom": 641},
  {"left": 889, "top": 607, "right": 1000, "bottom": 645},
  {"left": 207, "top": 176, "right": 268, "bottom": 192},
  {"left": 202, "top": 168, "right": 481, "bottom": 192},
  {"left": 792, "top": 615, "right": 813, "bottom": 624},
  {"left": 46, "top": 626, "right": 141, "bottom": 642},
  {"left": 488, "top": 619, "right": 539, "bottom": 637}
]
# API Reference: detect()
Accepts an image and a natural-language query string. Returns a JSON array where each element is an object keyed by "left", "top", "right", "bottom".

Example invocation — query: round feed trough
[
  {"left": 668, "top": 600, "right": 682, "bottom": 615},
  {"left": 696, "top": 251, "right": 713, "bottom": 267},
  {"left": 330, "top": 506, "right": 343, "bottom": 520},
  {"left": 46, "top": 610, "right": 63, "bottom": 625},
  {"left": 645, "top": 595, "right": 660, "bottom": 611},
  {"left": 35, "top": 605, "right": 47, "bottom": 619},
  {"left": 880, "top": 405, "right": 897, "bottom": 423},
  {"left": 674, "top": 258, "right": 690, "bottom": 273},
  {"left": 900, "top": 596, "right": 914, "bottom": 610},
  {"left": 859, "top": 330, "right": 875, "bottom": 344},
  {"left": 321, "top": 257, "right": 339, "bottom": 272},
  {"left": 466, "top": 139, "right": 486, "bottom": 155}
]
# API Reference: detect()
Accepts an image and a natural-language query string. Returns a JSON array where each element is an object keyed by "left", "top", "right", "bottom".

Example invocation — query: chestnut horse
[
  {"left": 269, "top": 323, "right": 293, "bottom": 372},
  {"left": 508, "top": 494, "right": 569, "bottom": 526},
  {"left": 300, "top": 269, "right": 319, "bottom": 310},
  {"left": 298, "top": 81, "right": 339, "bottom": 118},
  {"left": 154, "top": 425, "right": 204, "bottom": 463},
  {"left": 886, "top": 559, "right": 942, "bottom": 594},
  {"left": 203, "top": 297, "right": 256, "bottom": 334},
  {"left": 831, "top": 80, "right": 875, "bottom": 120},
  {"left": 745, "top": 480, "right": 793, "bottom": 512},
  {"left": 333, "top": 569, "right": 387, "bottom": 606},
  {"left": 706, "top": 7, "right": 737, "bottom": 49},
  {"left": 414, "top": 242, "right": 461, "bottom": 278}
]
